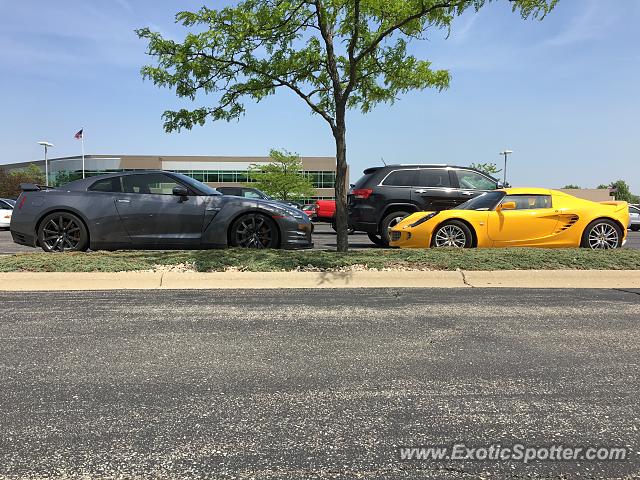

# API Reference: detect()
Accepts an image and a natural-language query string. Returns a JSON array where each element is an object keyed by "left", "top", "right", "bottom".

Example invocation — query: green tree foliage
[
  {"left": 470, "top": 162, "right": 501, "bottom": 175},
  {"left": 0, "top": 164, "right": 46, "bottom": 199},
  {"left": 598, "top": 180, "right": 640, "bottom": 203},
  {"left": 562, "top": 184, "right": 581, "bottom": 189},
  {"left": 246, "top": 149, "right": 316, "bottom": 201},
  {"left": 137, "top": 0, "right": 558, "bottom": 251}
]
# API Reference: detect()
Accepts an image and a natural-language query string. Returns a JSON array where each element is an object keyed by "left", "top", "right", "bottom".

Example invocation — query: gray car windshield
[
  {"left": 172, "top": 173, "right": 221, "bottom": 196},
  {"left": 455, "top": 191, "right": 506, "bottom": 211}
]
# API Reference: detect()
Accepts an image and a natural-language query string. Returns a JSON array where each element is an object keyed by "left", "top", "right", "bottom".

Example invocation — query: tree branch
[{"left": 354, "top": 2, "right": 452, "bottom": 63}]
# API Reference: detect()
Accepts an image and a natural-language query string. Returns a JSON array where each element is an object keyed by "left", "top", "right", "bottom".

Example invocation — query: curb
[{"left": 0, "top": 270, "right": 639, "bottom": 291}]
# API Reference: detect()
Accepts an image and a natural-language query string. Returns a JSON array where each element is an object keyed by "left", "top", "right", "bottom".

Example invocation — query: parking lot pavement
[
  {"left": 1, "top": 288, "right": 639, "bottom": 479},
  {"left": 2, "top": 225, "right": 638, "bottom": 253}
]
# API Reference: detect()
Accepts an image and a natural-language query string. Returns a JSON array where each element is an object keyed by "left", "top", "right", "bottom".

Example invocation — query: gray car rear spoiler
[{"left": 20, "top": 183, "right": 56, "bottom": 192}]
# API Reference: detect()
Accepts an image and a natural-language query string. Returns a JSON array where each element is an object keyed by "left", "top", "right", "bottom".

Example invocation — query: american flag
[{"left": 74, "top": 129, "right": 83, "bottom": 140}]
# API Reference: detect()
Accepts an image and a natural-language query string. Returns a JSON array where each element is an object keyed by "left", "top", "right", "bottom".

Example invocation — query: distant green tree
[
  {"left": 599, "top": 180, "right": 640, "bottom": 203},
  {"left": 0, "top": 164, "right": 46, "bottom": 198},
  {"left": 562, "top": 184, "right": 581, "bottom": 189},
  {"left": 470, "top": 163, "right": 501, "bottom": 175},
  {"left": 246, "top": 149, "right": 316, "bottom": 201},
  {"left": 53, "top": 171, "right": 75, "bottom": 187}
]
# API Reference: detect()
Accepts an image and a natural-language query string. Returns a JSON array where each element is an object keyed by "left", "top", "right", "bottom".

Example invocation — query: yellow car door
[{"left": 487, "top": 194, "right": 560, "bottom": 246}]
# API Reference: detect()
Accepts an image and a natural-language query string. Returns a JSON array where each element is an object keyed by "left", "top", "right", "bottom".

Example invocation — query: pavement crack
[
  {"left": 613, "top": 288, "right": 640, "bottom": 297},
  {"left": 159, "top": 272, "right": 164, "bottom": 288},
  {"left": 459, "top": 269, "right": 473, "bottom": 288}
]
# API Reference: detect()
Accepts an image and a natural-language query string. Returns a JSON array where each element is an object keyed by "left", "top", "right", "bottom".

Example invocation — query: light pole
[
  {"left": 37, "top": 141, "right": 55, "bottom": 186},
  {"left": 499, "top": 150, "right": 513, "bottom": 186}
]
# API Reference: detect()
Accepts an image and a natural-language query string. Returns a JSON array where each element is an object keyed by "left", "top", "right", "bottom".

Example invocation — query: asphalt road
[
  {"left": 2, "top": 225, "right": 639, "bottom": 253},
  {"left": 1, "top": 288, "right": 639, "bottom": 479}
]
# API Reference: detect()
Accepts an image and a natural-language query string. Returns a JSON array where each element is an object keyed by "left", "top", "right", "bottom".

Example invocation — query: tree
[
  {"left": 0, "top": 164, "right": 46, "bottom": 198},
  {"left": 137, "top": 0, "right": 558, "bottom": 251},
  {"left": 562, "top": 184, "right": 581, "bottom": 189},
  {"left": 599, "top": 180, "right": 640, "bottom": 204},
  {"left": 246, "top": 149, "right": 316, "bottom": 201},
  {"left": 470, "top": 162, "right": 501, "bottom": 175}
]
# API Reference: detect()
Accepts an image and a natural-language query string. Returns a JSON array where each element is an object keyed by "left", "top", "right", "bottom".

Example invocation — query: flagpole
[{"left": 81, "top": 129, "right": 85, "bottom": 179}]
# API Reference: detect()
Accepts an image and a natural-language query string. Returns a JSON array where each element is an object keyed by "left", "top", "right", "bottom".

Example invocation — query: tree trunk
[{"left": 333, "top": 120, "right": 349, "bottom": 252}]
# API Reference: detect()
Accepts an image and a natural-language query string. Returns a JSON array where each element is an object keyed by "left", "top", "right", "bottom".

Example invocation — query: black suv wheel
[{"left": 381, "top": 211, "right": 410, "bottom": 246}]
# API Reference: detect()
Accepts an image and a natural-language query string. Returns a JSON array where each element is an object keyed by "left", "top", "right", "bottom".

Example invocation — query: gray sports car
[{"left": 10, "top": 171, "right": 313, "bottom": 252}]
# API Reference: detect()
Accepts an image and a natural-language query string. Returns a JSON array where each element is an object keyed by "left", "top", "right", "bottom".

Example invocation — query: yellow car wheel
[
  {"left": 581, "top": 219, "right": 623, "bottom": 250},
  {"left": 431, "top": 220, "right": 474, "bottom": 248}
]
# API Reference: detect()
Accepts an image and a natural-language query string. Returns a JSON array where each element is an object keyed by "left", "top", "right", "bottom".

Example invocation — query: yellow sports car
[{"left": 389, "top": 188, "right": 629, "bottom": 249}]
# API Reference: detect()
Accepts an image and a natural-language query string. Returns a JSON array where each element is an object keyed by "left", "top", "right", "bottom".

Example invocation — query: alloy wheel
[
  {"left": 234, "top": 215, "right": 273, "bottom": 248},
  {"left": 41, "top": 215, "right": 82, "bottom": 252},
  {"left": 588, "top": 223, "right": 619, "bottom": 249},
  {"left": 434, "top": 224, "right": 467, "bottom": 248}
]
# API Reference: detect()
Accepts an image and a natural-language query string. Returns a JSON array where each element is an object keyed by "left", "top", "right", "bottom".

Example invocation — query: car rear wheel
[
  {"left": 38, "top": 212, "right": 88, "bottom": 253},
  {"left": 631, "top": 225, "right": 640, "bottom": 232},
  {"left": 431, "top": 220, "right": 473, "bottom": 248},
  {"left": 581, "top": 219, "right": 622, "bottom": 249},
  {"left": 367, "top": 233, "right": 384, "bottom": 246},
  {"left": 230, "top": 213, "right": 279, "bottom": 249},
  {"left": 381, "top": 211, "right": 410, "bottom": 247}
]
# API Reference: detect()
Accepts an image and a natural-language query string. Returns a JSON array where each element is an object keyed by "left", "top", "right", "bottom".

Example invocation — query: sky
[{"left": 0, "top": 0, "right": 639, "bottom": 191}]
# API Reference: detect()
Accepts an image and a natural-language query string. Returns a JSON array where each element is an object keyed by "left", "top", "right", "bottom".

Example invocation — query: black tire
[
  {"left": 430, "top": 220, "right": 474, "bottom": 248},
  {"left": 331, "top": 222, "right": 355, "bottom": 235},
  {"left": 367, "top": 233, "right": 384, "bottom": 246},
  {"left": 38, "top": 212, "right": 89, "bottom": 253},
  {"left": 631, "top": 225, "right": 640, "bottom": 232},
  {"left": 229, "top": 213, "right": 280, "bottom": 249},
  {"left": 581, "top": 219, "right": 623, "bottom": 249},
  {"left": 380, "top": 211, "right": 410, "bottom": 247}
]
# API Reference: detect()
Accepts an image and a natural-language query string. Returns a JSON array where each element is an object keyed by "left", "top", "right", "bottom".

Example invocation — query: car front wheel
[
  {"left": 230, "top": 213, "right": 280, "bottom": 249},
  {"left": 581, "top": 219, "right": 622, "bottom": 249},
  {"left": 430, "top": 220, "right": 474, "bottom": 248},
  {"left": 38, "top": 212, "right": 89, "bottom": 253}
]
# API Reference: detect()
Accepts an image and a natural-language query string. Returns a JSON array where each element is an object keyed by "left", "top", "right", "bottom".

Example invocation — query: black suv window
[
  {"left": 417, "top": 169, "right": 451, "bottom": 188},
  {"left": 122, "top": 173, "right": 184, "bottom": 195},
  {"left": 381, "top": 169, "right": 417, "bottom": 187},
  {"left": 455, "top": 170, "right": 497, "bottom": 190},
  {"left": 89, "top": 177, "right": 122, "bottom": 193}
]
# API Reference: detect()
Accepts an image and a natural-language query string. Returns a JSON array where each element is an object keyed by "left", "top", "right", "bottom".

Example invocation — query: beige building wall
[{"left": 559, "top": 188, "right": 614, "bottom": 202}]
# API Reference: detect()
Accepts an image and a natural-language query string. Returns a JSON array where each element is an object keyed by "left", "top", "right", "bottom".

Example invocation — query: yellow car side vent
[{"left": 555, "top": 215, "right": 580, "bottom": 234}]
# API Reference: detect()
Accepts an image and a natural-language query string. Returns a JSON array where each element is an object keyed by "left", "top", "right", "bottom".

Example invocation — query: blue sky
[{"left": 1, "top": 0, "right": 639, "bottom": 192}]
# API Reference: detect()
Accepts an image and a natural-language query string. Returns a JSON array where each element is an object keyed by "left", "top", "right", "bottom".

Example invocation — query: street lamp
[
  {"left": 37, "top": 141, "right": 55, "bottom": 186},
  {"left": 499, "top": 150, "right": 513, "bottom": 186}
]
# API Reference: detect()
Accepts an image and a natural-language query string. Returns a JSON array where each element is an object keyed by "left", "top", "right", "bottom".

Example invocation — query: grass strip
[{"left": 0, "top": 248, "right": 639, "bottom": 272}]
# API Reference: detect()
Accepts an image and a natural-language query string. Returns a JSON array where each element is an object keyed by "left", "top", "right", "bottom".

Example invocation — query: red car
[{"left": 313, "top": 200, "right": 355, "bottom": 234}]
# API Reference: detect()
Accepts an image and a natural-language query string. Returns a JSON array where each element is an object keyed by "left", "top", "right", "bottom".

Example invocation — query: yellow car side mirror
[{"left": 497, "top": 201, "right": 517, "bottom": 211}]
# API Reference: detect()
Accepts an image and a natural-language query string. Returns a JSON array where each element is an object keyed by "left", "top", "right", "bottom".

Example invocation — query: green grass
[{"left": 1, "top": 248, "right": 639, "bottom": 273}]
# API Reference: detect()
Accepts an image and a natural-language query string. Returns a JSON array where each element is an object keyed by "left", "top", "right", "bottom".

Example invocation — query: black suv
[{"left": 348, "top": 165, "right": 501, "bottom": 246}]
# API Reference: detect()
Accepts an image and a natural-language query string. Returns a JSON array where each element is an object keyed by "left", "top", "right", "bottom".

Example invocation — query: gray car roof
[{"left": 62, "top": 171, "right": 169, "bottom": 191}]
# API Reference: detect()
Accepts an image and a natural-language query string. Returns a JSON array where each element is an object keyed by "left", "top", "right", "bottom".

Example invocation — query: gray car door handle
[
  {"left": 462, "top": 191, "right": 474, "bottom": 195},
  {"left": 117, "top": 199, "right": 131, "bottom": 203},
  {"left": 414, "top": 189, "right": 428, "bottom": 194}
]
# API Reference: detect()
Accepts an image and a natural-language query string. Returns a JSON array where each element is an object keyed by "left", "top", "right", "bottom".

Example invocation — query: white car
[
  {"left": 0, "top": 199, "right": 14, "bottom": 229},
  {"left": 630, "top": 205, "right": 640, "bottom": 232}
]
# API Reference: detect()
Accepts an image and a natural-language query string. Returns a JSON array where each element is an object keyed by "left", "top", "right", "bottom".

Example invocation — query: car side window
[
  {"left": 381, "top": 170, "right": 417, "bottom": 187},
  {"left": 630, "top": 206, "right": 640, "bottom": 214},
  {"left": 243, "top": 190, "right": 263, "bottom": 199},
  {"left": 456, "top": 170, "right": 497, "bottom": 190},
  {"left": 417, "top": 169, "right": 451, "bottom": 188},
  {"left": 122, "top": 173, "right": 184, "bottom": 195},
  {"left": 89, "top": 177, "right": 122, "bottom": 193},
  {"left": 501, "top": 195, "right": 553, "bottom": 210}
]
